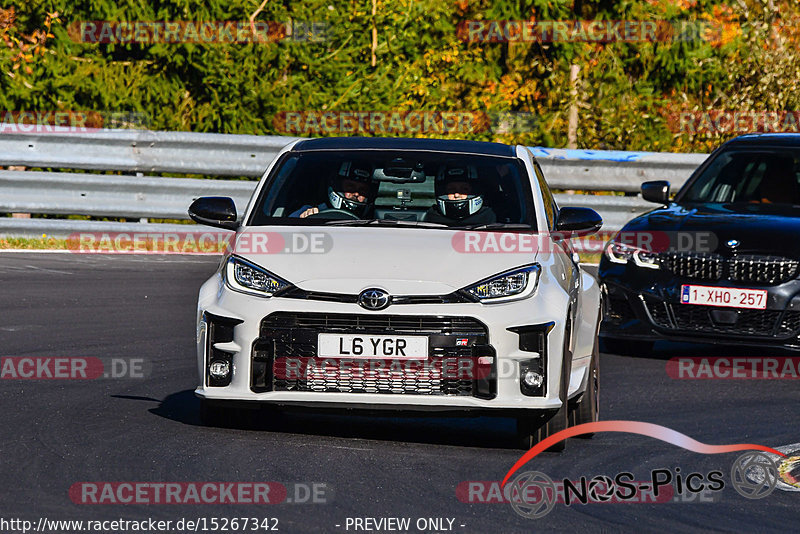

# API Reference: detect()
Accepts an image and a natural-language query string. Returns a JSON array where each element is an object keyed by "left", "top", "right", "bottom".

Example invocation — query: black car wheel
[
  {"left": 517, "top": 409, "right": 568, "bottom": 451},
  {"left": 600, "top": 337, "right": 654, "bottom": 356},
  {"left": 200, "top": 400, "right": 280, "bottom": 429},
  {"left": 569, "top": 336, "right": 599, "bottom": 435},
  {"left": 199, "top": 398, "right": 232, "bottom": 427}
]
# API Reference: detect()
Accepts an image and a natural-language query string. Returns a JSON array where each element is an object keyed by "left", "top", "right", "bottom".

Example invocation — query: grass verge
[{"left": 0, "top": 236, "right": 69, "bottom": 250}]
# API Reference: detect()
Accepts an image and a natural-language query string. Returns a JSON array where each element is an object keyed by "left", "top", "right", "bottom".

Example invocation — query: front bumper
[
  {"left": 195, "top": 273, "right": 590, "bottom": 412},
  {"left": 600, "top": 260, "right": 800, "bottom": 349}
]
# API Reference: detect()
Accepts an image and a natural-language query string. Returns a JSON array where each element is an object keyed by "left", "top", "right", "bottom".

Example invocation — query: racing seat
[{"left": 757, "top": 158, "right": 799, "bottom": 204}]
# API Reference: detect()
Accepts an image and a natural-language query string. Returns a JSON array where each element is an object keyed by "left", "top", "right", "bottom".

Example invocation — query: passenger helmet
[{"left": 435, "top": 164, "right": 483, "bottom": 219}]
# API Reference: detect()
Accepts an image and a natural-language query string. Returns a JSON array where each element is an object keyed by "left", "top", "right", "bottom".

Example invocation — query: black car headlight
[
  {"left": 225, "top": 256, "right": 292, "bottom": 297},
  {"left": 463, "top": 264, "right": 540, "bottom": 303},
  {"left": 605, "top": 241, "right": 660, "bottom": 270}
]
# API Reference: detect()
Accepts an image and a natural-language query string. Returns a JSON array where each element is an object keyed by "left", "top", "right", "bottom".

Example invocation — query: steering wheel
[{"left": 305, "top": 208, "right": 360, "bottom": 220}]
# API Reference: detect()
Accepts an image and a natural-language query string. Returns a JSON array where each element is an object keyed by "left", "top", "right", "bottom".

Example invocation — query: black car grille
[
  {"left": 271, "top": 351, "right": 478, "bottom": 396},
  {"left": 260, "top": 312, "right": 487, "bottom": 335},
  {"left": 658, "top": 252, "right": 724, "bottom": 280},
  {"left": 253, "top": 312, "right": 495, "bottom": 397},
  {"left": 657, "top": 252, "right": 798, "bottom": 285},
  {"left": 643, "top": 298, "right": 671, "bottom": 328},
  {"left": 643, "top": 297, "right": 800, "bottom": 338},
  {"left": 730, "top": 255, "right": 800, "bottom": 285}
]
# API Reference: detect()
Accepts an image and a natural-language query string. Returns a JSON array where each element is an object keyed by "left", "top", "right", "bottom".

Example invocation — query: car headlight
[
  {"left": 225, "top": 256, "right": 292, "bottom": 297},
  {"left": 605, "top": 241, "right": 660, "bottom": 269},
  {"left": 463, "top": 264, "right": 540, "bottom": 303}
]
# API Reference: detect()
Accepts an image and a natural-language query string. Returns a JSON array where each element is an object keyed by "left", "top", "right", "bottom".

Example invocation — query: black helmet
[
  {"left": 327, "top": 161, "right": 376, "bottom": 217},
  {"left": 435, "top": 164, "right": 483, "bottom": 219}
]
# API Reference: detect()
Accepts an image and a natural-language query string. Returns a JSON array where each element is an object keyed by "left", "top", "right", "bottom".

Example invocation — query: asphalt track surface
[{"left": 1, "top": 252, "right": 798, "bottom": 533}]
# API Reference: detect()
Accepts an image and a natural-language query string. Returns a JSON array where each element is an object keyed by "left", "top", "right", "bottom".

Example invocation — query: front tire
[
  {"left": 199, "top": 399, "right": 259, "bottom": 429},
  {"left": 200, "top": 400, "right": 284, "bottom": 430},
  {"left": 569, "top": 336, "right": 599, "bottom": 435},
  {"left": 516, "top": 409, "right": 567, "bottom": 451},
  {"left": 600, "top": 337, "right": 654, "bottom": 356},
  {"left": 200, "top": 398, "right": 231, "bottom": 427}
]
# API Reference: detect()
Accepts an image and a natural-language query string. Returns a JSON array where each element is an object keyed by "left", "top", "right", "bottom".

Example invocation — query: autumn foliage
[{"left": 1, "top": 0, "right": 798, "bottom": 153}]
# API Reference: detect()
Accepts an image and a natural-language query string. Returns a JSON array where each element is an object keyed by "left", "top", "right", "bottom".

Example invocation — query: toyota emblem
[{"left": 358, "top": 288, "right": 391, "bottom": 311}]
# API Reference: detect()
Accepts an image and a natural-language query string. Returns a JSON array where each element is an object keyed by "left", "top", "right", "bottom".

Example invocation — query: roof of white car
[{"left": 292, "top": 136, "right": 517, "bottom": 157}]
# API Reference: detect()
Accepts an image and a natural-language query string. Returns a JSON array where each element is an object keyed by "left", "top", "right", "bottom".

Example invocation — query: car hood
[
  {"left": 232, "top": 226, "right": 540, "bottom": 295},
  {"left": 623, "top": 202, "right": 800, "bottom": 256}
]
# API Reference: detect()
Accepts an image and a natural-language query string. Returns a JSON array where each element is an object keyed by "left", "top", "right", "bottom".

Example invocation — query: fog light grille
[{"left": 204, "top": 312, "right": 241, "bottom": 387}]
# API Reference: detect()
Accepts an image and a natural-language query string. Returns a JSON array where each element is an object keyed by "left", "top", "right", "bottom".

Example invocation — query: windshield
[
  {"left": 681, "top": 148, "right": 800, "bottom": 205},
  {"left": 247, "top": 150, "right": 536, "bottom": 229}
]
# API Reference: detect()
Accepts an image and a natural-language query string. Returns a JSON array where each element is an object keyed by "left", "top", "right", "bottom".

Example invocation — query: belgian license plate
[
  {"left": 680, "top": 284, "right": 767, "bottom": 309},
  {"left": 317, "top": 333, "right": 428, "bottom": 359}
]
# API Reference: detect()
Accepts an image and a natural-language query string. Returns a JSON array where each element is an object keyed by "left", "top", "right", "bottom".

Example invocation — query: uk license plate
[
  {"left": 317, "top": 333, "right": 428, "bottom": 359},
  {"left": 680, "top": 285, "right": 767, "bottom": 309}
]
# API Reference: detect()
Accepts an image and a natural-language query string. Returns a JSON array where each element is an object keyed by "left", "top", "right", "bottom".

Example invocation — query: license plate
[
  {"left": 680, "top": 284, "right": 767, "bottom": 309},
  {"left": 317, "top": 333, "right": 428, "bottom": 359}
]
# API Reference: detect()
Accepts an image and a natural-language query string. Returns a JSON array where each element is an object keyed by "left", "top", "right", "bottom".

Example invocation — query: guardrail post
[{"left": 7, "top": 165, "right": 31, "bottom": 219}]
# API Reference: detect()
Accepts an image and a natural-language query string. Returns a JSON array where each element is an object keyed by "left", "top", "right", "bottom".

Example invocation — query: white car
[{"left": 189, "top": 137, "right": 602, "bottom": 449}]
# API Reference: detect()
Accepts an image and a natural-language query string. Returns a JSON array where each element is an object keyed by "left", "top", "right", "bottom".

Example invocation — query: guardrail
[
  {"left": 530, "top": 147, "right": 707, "bottom": 192},
  {"left": 0, "top": 128, "right": 708, "bottom": 246},
  {"left": 0, "top": 129, "right": 298, "bottom": 176}
]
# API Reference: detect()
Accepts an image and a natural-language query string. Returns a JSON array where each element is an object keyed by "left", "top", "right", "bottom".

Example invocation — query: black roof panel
[
  {"left": 292, "top": 136, "right": 516, "bottom": 157},
  {"left": 724, "top": 133, "right": 800, "bottom": 148}
]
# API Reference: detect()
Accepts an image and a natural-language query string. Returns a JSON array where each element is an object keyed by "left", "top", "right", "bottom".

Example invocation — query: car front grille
[
  {"left": 260, "top": 312, "right": 488, "bottom": 336},
  {"left": 730, "top": 255, "right": 800, "bottom": 285},
  {"left": 657, "top": 252, "right": 798, "bottom": 285},
  {"left": 642, "top": 298, "right": 671, "bottom": 328},
  {"left": 659, "top": 252, "right": 724, "bottom": 280},
  {"left": 252, "top": 312, "right": 495, "bottom": 397},
  {"left": 643, "top": 297, "right": 800, "bottom": 338},
  {"left": 271, "top": 352, "right": 479, "bottom": 396}
]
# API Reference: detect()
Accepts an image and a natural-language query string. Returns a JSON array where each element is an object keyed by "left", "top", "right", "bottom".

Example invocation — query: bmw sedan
[
  {"left": 600, "top": 133, "right": 800, "bottom": 354},
  {"left": 189, "top": 136, "right": 603, "bottom": 449}
]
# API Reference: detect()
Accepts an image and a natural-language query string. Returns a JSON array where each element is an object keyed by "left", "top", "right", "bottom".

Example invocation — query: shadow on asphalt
[
  {"left": 603, "top": 340, "right": 796, "bottom": 361},
  {"left": 142, "top": 389, "right": 535, "bottom": 450}
]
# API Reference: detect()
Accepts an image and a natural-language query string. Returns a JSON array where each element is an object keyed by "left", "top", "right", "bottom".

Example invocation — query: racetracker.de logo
[
  {"left": 0, "top": 110, "right": 150, "bottom": 134},
  {"left": 66, "top": 231, "right": 332, "bottom": 255},
  {"left": 450, "top": 230, "right": 715, "bottom": 255},
  {"left": 668, "top": 110, "right": 800, "bottom": 135},
  {"left": 70, "top": 483, "right": 284, "bottom": 505},
  {"left": 273, "top": 356, "right": 496, "bottom": 381},
  {"left": 272, "top": 111, "right": 537, "bottom": 136},
  {"left": 457, "top": 478, "right": 671, "bottom": 505},
  {"left": 457, "top": 19, "right": 735, "bottom": 43},
  {"left": 69, "top": 20, "right": 327, "bottom": 44},
  {"left": 68, "top": 482, "right": 330, "bottom": 505},
  {"left": 667, "top": 357, "right": 800, "bottom": 379},
  {"left": 0, "top": 357, "right": 149, "bottom": 379}
]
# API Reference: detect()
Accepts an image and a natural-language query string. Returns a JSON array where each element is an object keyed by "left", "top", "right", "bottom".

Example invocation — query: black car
[{"left": 600, "top": 133, "right": 800, "bottom": 354}]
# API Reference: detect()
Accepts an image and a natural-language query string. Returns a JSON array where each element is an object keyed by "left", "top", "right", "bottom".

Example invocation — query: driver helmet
[
  {"left": 435, "top": 164, "right": 483, "bottom": 219},
  {"left": 327, "top": 161, "right": 376, "bottom": 217}
]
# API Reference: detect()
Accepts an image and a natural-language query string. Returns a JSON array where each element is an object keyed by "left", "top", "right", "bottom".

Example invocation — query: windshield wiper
[
  {"left": 323, "top": 219, "right": 532, "bottom": 230},
  {"left": 323, "top": 219, "right": 449, "bottom": 228},
  {"left": 458, "top": 223, "right": 534, "bottom": 231}
]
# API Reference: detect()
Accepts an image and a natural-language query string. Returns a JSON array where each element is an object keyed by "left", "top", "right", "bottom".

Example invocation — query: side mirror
[
  {"left": 188, "top": 197, "right": 239, "bottom": 230},
  {"left": 554, "top": 207, "right": 602, "bottom": 237},
  {"left": 641, "top": 180, "right": 670, "bottom": 204}
]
